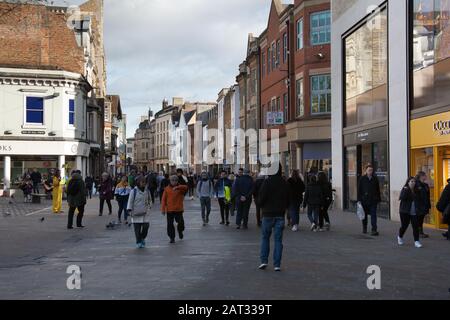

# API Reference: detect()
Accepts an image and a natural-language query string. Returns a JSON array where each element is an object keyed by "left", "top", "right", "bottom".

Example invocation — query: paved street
[{"left": 0, "top": 196, "right": 449, "bottom": 300}]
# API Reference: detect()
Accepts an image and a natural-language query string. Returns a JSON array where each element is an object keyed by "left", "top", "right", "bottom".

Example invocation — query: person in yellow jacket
[{"left": 52, "top": 170, "right": 63, "bottom": 214}]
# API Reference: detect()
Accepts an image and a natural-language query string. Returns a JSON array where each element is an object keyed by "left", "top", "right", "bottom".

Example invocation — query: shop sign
[
  {"left": 0, "top": 145, "right": 12, "bottom": 152},
  {"left": 411, "top": 111, "right": 450, "bottom": 148},
  {"left": 267, "top": 112, "right": 284, "bottom": 125}
]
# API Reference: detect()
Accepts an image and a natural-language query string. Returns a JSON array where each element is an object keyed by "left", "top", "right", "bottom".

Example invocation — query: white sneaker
[
  {"left": 274, "top": 267, "right": 281, "bottom": 272},
  {"left": 415, "top": 241, "right": 423, "bottom": 248},
  {"left": 292, "top": 225, "right": 298, "bottom": 232},
  {"left": 310, "top": 223, "right": 316, "bottom": 231},
  {"left": 258, "top": 264, "right": 268, "bottom": 270},
  {"left": 398, "top": 236, "right": 404, "bottom": 246}
]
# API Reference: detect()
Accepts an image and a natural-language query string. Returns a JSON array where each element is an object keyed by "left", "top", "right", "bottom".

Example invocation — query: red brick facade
[{"left": 0, "top": 2, "right": 84, "bottom": 74}]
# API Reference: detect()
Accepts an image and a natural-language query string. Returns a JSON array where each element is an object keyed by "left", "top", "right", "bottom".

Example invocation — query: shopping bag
[{"left": 356, "top": 202, "right": 365, "bottom": 221}]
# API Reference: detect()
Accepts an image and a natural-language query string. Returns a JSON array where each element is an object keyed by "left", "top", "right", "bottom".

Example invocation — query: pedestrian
[
  {"left": 197, "top": 172, "right": 214, "bottom": 226},
  {"left": 436, "top": 179, "right": 450, "bottom": 241},
  {"left": 159, "top": 173, "right": 170, "bottom": 203},
  {"left": 253, "top": 173, "right": 266, "bottom": 228},
  {"left": 397, "top": 177, "right": 423, "bottom": 248},
  {"left": 161, "top": 175, "right": 188, "bottom": 244},
  {"left": 99, "top": 172, "right": 114, "bottom": 216},
  {"left": 357, "top": 164, "right": 381, "bottom": 236},
  {"left": 67, "top": 170, "right": 87, "bottom": 230},
  {"left": 127, "top": 176, "right": 152, "bottom": 249},
  {"left": 85, "top": 175, "right": 94, "bottom": 199},
  {"left": 215, "top": 170, "right": 233, "bottom": 226},
  {"left": 43, "top": 170, "right": 54, "bottom": 200},
  {"left": 20, "top": 177, "right": 33, "bottom": 203},
  {"left": 52, "top": 170, "right": 63, "bottom": 214},
  {"left": 146, "top": 171, "right": 158, "bottom": 204},
  {"left": 318, "top": 171, "right": 332, "bottom": 231},
  {"left": 94, "top": 176, "right": 100, "bottom": 195},
  {"left": 115, "top": 175, "right": 132, "bottom": 224},
  {"left": 128, "top": 170, "right": 137, "bottom": 189},
  {"left": 232, "top": 168, "right": 254, "bottom": 230},
  {"left": 303, "top": 175, "right": 324, "bottom": 232},
  {"left": 30, "top": 168, "right": 42, "bottom": 194},
  {"left": 156, "top": 171, "right": 164, "bottom": 200},
  {"left": 176, "top": 169, "right": 188, "bottom": 186},
  {"left": 287, "top": 170, "right": 305, "bottom": 232},
  {"left": 258, "top": 164, "right": 289, "bottom": 272},
  {"left": 414, "top": 171, "right": 432, "bottom": 238},
  {"left": 187, "top": 173, "right": 196, "bottom": 200},
  {"left": 228, "top": 173, "right": 236, "bottom": 217}
]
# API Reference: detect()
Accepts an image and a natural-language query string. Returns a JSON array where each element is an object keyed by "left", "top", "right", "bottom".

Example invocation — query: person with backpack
[
  {"left": 115, "top": 175, "right": 132, "bottom": 224},
  {"left": 215, "top": 170, "right": 233, "bottom": 226},
  {"left": 318, "top": 172, "right": 333, "bottom": 231},
  {"left": 287, "top": 170, "right": 305, "bottom": 232},
  {"left": 197, "top": 172, "right": 214, "bottom": 226},
  {"left": 397, "top": 177, "right": 423, "bottom": 248},
  {"left": 357, "top": 165, "right": 381, "bottom": 236},
  {"left": 67, "top": 170, "right": 87, "bottom": 229},
  {"left": 437, "top": 179, "right": 450, "bottom": 241},
  {"left": 127, "top": 176, "right": 152, "bottom": 249},
  {"left": 258, "top": 164, "right": 289, "bottom": 272},
  {"left": 161, "top": 175, "right": 189, "bottom": 244},
  {"left": 303, "top": 175, "right": 324, "bottom": 232}
]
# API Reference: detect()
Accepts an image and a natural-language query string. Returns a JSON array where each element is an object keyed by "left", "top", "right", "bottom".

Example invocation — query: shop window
[
  {"left": 25, "top": 97, "right": 44, "bottom": 125},
  {"left": 344, "top": 7, "right": 387, "bottom": 127},
  {"left": 311, "top": 74, "right": 331, "bottom": 114},
  {"left": 311, "top": 11, "right": 331, "bottom": 46},
  {"left": 412, "top": 0, "right": 450, "bottom": 109}
]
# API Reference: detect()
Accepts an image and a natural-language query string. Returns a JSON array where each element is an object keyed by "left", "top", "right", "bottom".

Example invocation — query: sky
[{"left": 54, "top": 0, "right": 277, "bottom": 138}]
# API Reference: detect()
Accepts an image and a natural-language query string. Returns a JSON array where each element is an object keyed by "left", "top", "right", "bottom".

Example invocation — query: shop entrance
[{"left": 411, "top": 146, "right": 450, "bottom": 229}]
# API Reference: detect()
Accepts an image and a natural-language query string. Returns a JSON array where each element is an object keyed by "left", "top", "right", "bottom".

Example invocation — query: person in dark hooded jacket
[
  {"left": 303, "top": 175, "right": 324, "bottom": 232},
  {"left": 437, "top": 179, "right": 450, "bottom": 240},
  {"left": 232, "top": 169, "right": 254, "bottom": 229},
  {"left": 287, "top": 170, "right": 305, "bottom": 232},
  {"left": 258, "top": 163, "right": 289, "bottom": 271},
  {"left": 67, "top": 170, "right": 87, "bottom": 229},
  {"left": 414, "top": 171, "right": 432, "bottom": 238}
]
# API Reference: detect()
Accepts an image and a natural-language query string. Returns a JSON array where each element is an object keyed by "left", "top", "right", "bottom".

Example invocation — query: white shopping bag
[{"left": 356, "top": 202, "right": 365, "bottom": 221}]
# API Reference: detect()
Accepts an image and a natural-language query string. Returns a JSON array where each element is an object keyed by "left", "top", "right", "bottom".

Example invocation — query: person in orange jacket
[{"left": 161, "top": 175, "right": 189, "bottom": 244}]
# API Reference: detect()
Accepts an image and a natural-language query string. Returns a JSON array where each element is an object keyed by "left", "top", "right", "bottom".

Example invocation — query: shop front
[
  {"left": 410, "top": 111, "right": 450, "bottom": 230},
  {"left": 344, "top": 126, "right": 390, "bottom": 219}
]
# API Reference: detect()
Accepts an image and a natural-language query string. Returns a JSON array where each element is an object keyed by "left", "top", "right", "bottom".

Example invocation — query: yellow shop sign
[{"left": 411, "top": 111, "right": 450, "bottom": 148}]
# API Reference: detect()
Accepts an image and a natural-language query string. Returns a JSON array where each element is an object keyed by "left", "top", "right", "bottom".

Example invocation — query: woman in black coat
[
  {"left": 318, "top": 172, "right": 332, "bottom": 231},
  {"left": 303, "top": 175, "right": 324, "bottom": 232},
  {"left": 414, "top": 171, "right": 432, "bottom": 238},
  {"left": 287, "top": 170, "right": 305, "bottom": 232},
  {"left": 398, "top": 177, "right": 423, "bottom": 248},
  {"left": 437, "top": 179, "right": 450, "bottom": 240}
]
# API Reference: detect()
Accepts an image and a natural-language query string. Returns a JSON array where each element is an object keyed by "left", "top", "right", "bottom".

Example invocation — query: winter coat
[
  {"left": 357, "top": 175, "right": 381, "bottom": 206},
  {"left": 161, "top": 185, "right": 188, "bottom": 213},
  {"left": 215, "top": 178, "right": 232, "bottom": 199},
  {"left": 259, "top": 174, "right": 289, "bottom": 217},
  {"left": 253, "top": 176, "right": 266, "bottom": 204},
  {"left": 287, "top": 177, "right": 305, "bottom": 207},
  {"left": 399, "top": 186, "right": 419, "bottom": 215},
  {"left": 146, "top": 173, "right": 158, "bottom": 190},
  {"left": 232, "top": 175, "right": 254, "bottom": 201},
  {"left": 437, "top": 182, "right": 450, "bottom": 213},
  {"left": 303, "top": 183, "right": 324, "bottom": 208},
  {"left": 99, "top": 178, "right": 114, "bottom": 200},
  {"left": 127, "top": 187, "right": 152, "bottom": 223},
  {"left": 320, "top": 181, "right": 333, "bottom": 208},
  {"left": 67, "top": 173, "right": 87, "bottom": 208},
  {"left": 415, "top": 181, "right": 431, "bottom": 216}
]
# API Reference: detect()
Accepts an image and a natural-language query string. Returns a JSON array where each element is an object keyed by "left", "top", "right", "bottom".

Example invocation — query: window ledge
[{"left": 22, "top": 124, "right": 47, "bottom": 130}]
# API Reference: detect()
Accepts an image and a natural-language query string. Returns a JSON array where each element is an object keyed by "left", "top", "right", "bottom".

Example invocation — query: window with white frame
[
  {"left": 25, "top": 97, "right": 44, "bottom": 125},
  {"left": 296, "top": 78, "right": 304, "bottom": 117},
  {"left": 276, "top": 39, "right": 281, "bottom": 68},
  {"left": 283, "top": 93, "right": 288, "bottom": 122},
  {"left": 311, "top": 11, "right": 331, "bottom": 46},
  {"left": 262, "top": 52, "right": 266, "bottom": 77},
  {"left": 276, "top": 97, "right": 281, "bottom": 112},
  {"left": 69, "top": 99, "right": 75, "bottom": 126},
  {"left": 311, "top": 74, "right": 331, "bottom": 114},
  {"left": 271, "top": 42, "right": 276, "bottom": 70},
  {"left": 297, "top": 18, "right": 304, "bottom": 50},
  {"left": 283, "top": 33, "right": 288, "bottom": 63}
]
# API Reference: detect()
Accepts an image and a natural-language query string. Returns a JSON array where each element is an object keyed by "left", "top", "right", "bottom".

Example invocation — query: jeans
[
  {"left": 236, "top": 198, "right": 252, "bottom": 227},
  {"left": 319, "top": 204, "right": 331, "bottom": 228},
  {"left": 133, "top": 223, "right": 150, "bottom": 244},
  {"left": 399, "top": 213, "right": 420, "bottom": 242},
  {"left": 218, "top": 198, "right": 230, "bottom": 223},
  {"left": 189, "top": 187, "right": 195, "bottom": 198},
  {"left": 260, "top": 217, "right": 285, "bottom": 268},
  {"left": 200, "top": 197, "right": 211, "bottom": 222},
  {"left": 32, "top": 182, "right": 40, "bottom": 194},
  {"left": 117, "top": 195, "right": 130, "bottom": 221},
  {"left": 167, "top": 212, "right": 185, "bottom": 240},
  {"left": 86, "top": 186, "right": 93, "bottom": 199},
  {"left": 100, "top": 199, "right": 112, "bottom": 215},
  {"left": 307, "top": 205, "right": 320, "bottom": 226},
  {"left": 68, "top": 205, "right": 85, "bottom": 228},
  {"left": 362, "top": 204, "right": 378, "bottom": 231},
  {"left": 289, "top": 204, "right": 301, "bottom": 226},
  {"left": 149, "top": 188, "right": 156, "bottom": 204}
]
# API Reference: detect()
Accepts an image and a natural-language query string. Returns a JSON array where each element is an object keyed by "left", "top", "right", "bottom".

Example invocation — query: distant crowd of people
[{"left": 16, "top": 162, "right": 450, "bottom": 271}]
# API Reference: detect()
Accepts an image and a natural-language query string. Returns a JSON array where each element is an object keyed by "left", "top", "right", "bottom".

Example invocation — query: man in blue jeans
[{"left": 257, "top": 164, "right": 289, "bottom": 272}]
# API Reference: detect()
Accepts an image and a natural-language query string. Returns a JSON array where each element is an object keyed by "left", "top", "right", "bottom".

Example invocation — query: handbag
[{"left": 356, "top": 202, "right": 365, "bottom": 221}]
